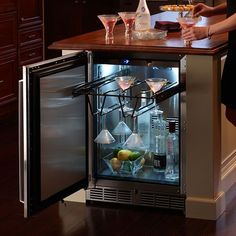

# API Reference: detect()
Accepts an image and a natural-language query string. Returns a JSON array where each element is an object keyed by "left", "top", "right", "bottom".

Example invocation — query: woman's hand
[
  {"left": 181, "top": 26, "right": 209, "bottom": 41},
  {"left": 193, "top": 3, "right": 215, "bottom": 17}
]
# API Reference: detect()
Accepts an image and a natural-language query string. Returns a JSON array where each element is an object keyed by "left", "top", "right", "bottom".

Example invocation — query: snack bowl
[
  {"left": 103, "top": 149, "right": 146, "bottom": 175},
  {"left": 132, "top": 29, "right": 167, "bottom": 40}
]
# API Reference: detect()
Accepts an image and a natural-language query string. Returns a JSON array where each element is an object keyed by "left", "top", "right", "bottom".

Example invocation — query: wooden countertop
[{"left": 49, "top": 12, "right": 228, "bottom": 56}]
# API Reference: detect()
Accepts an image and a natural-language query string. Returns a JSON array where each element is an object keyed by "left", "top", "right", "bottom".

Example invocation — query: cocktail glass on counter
[
  {"left": 97, "top": 14, "right": 120, "bottom": 42},
  {"left": 177, "top": 15, "right": 201, "bottom": 46},
  {"left": 118, "top": 12, "right": 136, "bottom": 38}
]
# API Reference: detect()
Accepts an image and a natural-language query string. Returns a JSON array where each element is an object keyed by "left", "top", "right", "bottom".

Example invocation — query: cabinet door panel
[
  {"left": 18, "top": 0, "right": 43, "bottom": 28},
  {"left": 18, "top": 43, "right": 43, "bottom": 79},
  {"left": 0, "top": 53, "right": 17, "bottom": 102},
  {"left": 18, "top": 25, "right": 43, "bottom": 47},
  {"left": 0, "top": 11, "right": 17, "bottom": 54},
  {"left": 19, "top": 43, "right": 43, "bottom": 66},
  {"left": 0, "top": 0, "right": 17, "bottom": 13}
]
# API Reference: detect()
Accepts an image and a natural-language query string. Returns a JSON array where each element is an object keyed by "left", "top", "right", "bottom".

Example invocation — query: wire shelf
[{"left": 72, "top": 74, "right": 184, "bottom": 118}]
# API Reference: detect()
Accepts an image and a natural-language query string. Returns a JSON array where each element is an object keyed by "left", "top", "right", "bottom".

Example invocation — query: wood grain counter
[{"left": 49, "top": 12, "right": 228, "bottom": 55}]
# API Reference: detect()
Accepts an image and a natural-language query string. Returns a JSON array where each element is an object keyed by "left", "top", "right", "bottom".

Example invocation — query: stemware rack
[{"left": 72, "top": 72, "right": 184, "bottom": 118}]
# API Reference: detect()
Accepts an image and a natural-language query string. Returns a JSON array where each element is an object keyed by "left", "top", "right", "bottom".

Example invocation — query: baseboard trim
[
  {"left": 185, "top": 191, "right": 226, "bottom": 220},
  {"left": 221, "top": 150, "right": 236, "bottom": 193}
]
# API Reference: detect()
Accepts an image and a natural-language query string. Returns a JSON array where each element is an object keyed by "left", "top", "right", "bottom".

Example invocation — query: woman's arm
[
  {"left": 193, "top": 3, "right": 227, "bottom": 17},
  {"left": 209, "top": 13, "right": 236, "bottom": 36},
  {"left": 182, "top": 12, "right": 236, "bottom": 41}
]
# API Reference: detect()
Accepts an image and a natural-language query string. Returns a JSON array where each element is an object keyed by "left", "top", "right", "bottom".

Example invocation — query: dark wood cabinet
[
  {"left": 44, "top": 0, "right": 120, "bottom": 59},
  {"left": 0, "top": 0, "right": 16, "bottom": 13},
  {"left": 17, "top": 0, "right": 42, "bottom": 28},
  {"left": 0, "top": 8, "right": 17, "bottom": 119},
  {"left": 0, "top": 0, "right": 43, "bottom": 120},
  {"left": 0, "top": 11, "right": 17, "bottom": 54}
]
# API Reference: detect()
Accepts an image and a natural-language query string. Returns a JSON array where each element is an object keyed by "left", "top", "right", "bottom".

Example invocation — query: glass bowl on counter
[{"left": 132, "top": 29, "right": 167, "bottom": 40}]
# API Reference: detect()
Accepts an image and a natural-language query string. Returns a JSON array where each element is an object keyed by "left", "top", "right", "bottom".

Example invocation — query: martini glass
[
  {"left": 145, "top": 78, "right": 167, "bottom": 111},
  {"left": 123, "top": 116, "right": 145, "bottom": 150},
  {"left": 112, "top": 110, "right": 132, "bottom": 144},
  {"left": 116, "top": 76, "right": 135, "bottom": 113},
  {"left": 94, "top": 113, "right": 115, "bottom": 144},
  {"left": 177, "top": 15, "right": 201, "bottom": 46},
  {"left": 118, "top": 12, "right": 136, "bottom": 39},
  {"left": 97, "top": 14, "right": 120, "bottom": 42}
]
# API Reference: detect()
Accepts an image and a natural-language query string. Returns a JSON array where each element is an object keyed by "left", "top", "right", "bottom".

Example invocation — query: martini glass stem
[
  {"left": 133, "top": 116, "right": 138, "bottom": 133},
  {"left": 102, "top": 114, "right": 107, "bottom": 130}
]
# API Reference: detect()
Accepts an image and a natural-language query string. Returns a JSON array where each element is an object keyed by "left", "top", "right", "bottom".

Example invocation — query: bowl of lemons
[{"left": 103, "top": 148, "right": 146, "bottom": 175}]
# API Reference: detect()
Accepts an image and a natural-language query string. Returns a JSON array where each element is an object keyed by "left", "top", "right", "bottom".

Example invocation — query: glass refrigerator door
[
  {"left": 20, "top": 52, "right": 89, "bottom": 217},
  {"left": 89, "top": 54, "right": 182, "bottom": 187}
]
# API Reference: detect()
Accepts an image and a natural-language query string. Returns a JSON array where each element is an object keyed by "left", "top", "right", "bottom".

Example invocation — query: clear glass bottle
[
  {"left": 149, "top": 109, "right": 165, "bottom": 151},
  {"left": 165, "top": 120, "right": 179, "bottom": 181},
  {"left": 151, "top": 110, "right": 166, "bottom": 172},
  {"left": 135, "top": 0, "right": 151, "bottom": 31},
  {"left": 137, "top": 91, "right": 150, "bottom": 148}
]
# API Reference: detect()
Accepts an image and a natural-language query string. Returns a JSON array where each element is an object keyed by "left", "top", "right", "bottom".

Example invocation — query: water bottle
[
  {"left": 151, "top": 110, "right": 166, "bottom": 172},
  {"left": 135, "top": 0, "right": 151, "bottom": 30},
  {"left": 165, "top": 120, "right": 179, "bottom": 181},
  {"left": 137, "top": 91, "right": 150, "bottom": 148}
]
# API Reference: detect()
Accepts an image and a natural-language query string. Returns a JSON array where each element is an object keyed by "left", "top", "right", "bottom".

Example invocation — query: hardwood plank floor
[{"left": 1, "top": 113, "right": 236, "bottom": 236}]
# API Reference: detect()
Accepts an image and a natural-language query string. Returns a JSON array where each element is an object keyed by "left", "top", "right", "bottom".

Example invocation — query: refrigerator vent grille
[
  {"left": 89, "top": 188, "right": 103, "bottom": 200},
  {"left": 155, "top": 194, "right": 170, "bottom": 208},
  {"left": 169, "top": 196, "right": 185, "bottom": 210},
  {"left": 117, "top": 190, "right": 132, "bottom": 203},
  {"left": 140, "top": 192, "right": 155, "bottom": 206},
  {"left": 156, "top": 194, "right": 185, "bottom": 210},
  {"left": 89, "top": 188, "right": 132, "bottom": 204},
  {"left": 104, "top": 188, "right": 117, "bottom": 202},
  {"left": 88, "top": 188, "right": 185, "bottom": 211}
]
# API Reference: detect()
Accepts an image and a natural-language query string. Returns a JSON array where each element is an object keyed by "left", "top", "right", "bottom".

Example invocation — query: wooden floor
[{"left": 1, "top": 114, "right": 236, "bottom": 236}]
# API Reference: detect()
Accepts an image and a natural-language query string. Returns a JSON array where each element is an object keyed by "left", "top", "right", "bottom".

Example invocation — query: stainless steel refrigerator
[{"left": 19, "top": 51, "right": 186, "bottom": 218}]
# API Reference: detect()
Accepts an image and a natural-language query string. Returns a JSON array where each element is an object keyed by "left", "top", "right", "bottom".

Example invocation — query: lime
[
  {"left": 113, "top": 147, "right": 122, "bottom": 157},
  {"left": 128, "top": 151, "right": 141, "bottom": 161},
  {"left": 122, "top": 160, "right": 132, "bottom": 172}
]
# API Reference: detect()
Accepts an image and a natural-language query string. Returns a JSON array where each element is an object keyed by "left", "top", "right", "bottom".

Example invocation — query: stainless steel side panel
[
  {"left": 18, "top": 79, "right": 24, "bottom": 203},
  {"left": 22, "top": 65, "right": 29, "bottom": 217}
]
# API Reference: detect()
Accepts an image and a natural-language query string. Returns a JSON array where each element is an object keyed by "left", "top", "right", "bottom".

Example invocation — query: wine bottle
[{"left": 135, "top": 0, "right": 151, "bottom": 30}]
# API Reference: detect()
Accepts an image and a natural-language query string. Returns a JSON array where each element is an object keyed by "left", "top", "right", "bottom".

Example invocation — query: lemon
[
  {"left": 140, "top": 157, "right": 145, "bottom": 166},
  {"left": 110, "top": 157, "right": 122, "bottom": 171},
  {"left": 117, "top": 149, "right": 132, "bottom": 161}
]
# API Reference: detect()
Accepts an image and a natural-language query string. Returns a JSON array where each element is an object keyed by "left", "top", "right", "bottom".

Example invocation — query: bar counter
[
  {"left": 49, "top": 12, "right": 236, "bottom": 221},
  {"left": 49, "top": 12, "right": 227, "bottom": 55}
]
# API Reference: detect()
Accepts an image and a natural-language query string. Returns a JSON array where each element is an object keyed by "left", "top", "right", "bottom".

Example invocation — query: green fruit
[
  {"left": 117, "top": 149, "right": 132, "bottom": 161},
  {"left": 129, "top": 151, "right": 141, "bottom": 161},
  {"left": 122, "top": 161, "right": 132, "bottom": 172},
  {"left": 113, "top": 148, "right": 122, "bottom": 157}
]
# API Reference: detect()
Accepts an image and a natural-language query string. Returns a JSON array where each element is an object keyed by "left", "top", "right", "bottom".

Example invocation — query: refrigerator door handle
[{"left": 18, "top": 79, "right": 24, "bottom": 203}]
